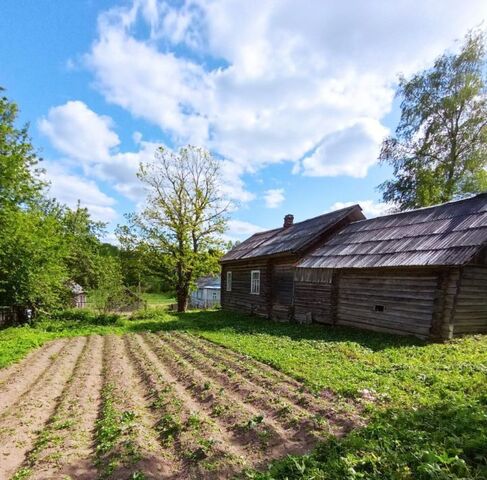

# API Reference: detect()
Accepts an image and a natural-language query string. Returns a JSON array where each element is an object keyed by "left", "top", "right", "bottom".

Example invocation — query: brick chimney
[{"left": 283, "top": 214, "right": 294, "bottom": 228}]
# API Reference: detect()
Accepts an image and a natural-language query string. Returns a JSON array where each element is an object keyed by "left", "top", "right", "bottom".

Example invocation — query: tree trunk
[{"left": 176, "top": 284, "right": 189, "bottom": 312}]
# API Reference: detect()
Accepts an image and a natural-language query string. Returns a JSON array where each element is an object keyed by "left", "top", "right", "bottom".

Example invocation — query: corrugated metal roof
[
  {"left": 221, "top": 205, "right": 364, "bottom": 262},
  {"left": 196, "top": 276, "right": 221, "bottom": 288},
  {"left": 297, "top": 193, "right": 487, "bottom": 269}
]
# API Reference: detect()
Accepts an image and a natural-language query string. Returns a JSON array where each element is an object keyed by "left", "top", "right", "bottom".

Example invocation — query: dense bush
[{"left": 44, "top": 309, "right": 121, "bottom": 327}]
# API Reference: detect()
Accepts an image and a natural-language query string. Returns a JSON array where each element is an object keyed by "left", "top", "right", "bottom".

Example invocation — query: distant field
[
  {"left": 142, "top": 292, "right": 175, "bottom": 307},
  {"left": 0, "top": 309, "right": 486, "bottom": 479}
]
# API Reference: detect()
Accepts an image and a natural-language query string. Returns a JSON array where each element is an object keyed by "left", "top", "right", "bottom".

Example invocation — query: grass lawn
[
  {"left": 1, "top": 308, "right": 486, "bottom": 479},
  {"left": 141, "top": 292, "right": 175, "bottom": 308}
]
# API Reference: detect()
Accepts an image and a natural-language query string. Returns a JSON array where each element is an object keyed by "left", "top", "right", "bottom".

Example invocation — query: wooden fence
[{"left": 0, "top": 307, "right": 18, "bottom": 327}]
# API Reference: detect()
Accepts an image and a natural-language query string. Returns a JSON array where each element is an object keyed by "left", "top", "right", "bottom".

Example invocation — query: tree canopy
[
  {"left": 379, "top": 31, "right": 487, "bottom": 210},
  {"left": 0, "top": 89, "right": 124, "bottom": 314},
  {"left": 131, "top": 145, "right": 228, "bottom": 311}
]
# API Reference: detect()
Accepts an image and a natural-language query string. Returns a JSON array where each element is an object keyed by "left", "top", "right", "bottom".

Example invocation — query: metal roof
[
  {"left": 196, "top": 276, "right": 221, "bottom": 289},
  {"left": 222, "top": 205, "right": 364, "bottom": 262},
  {"left": 298, "top": 193, "right": 487, "bottom": 269}
]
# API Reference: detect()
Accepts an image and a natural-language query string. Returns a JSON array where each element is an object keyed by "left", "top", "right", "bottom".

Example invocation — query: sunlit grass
[{"left": 1, "top": 308, "right": 486, "bottom": 478}]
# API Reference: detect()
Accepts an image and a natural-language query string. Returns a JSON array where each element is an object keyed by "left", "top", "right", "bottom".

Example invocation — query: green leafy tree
[
  {"left": 0, "top": 87, "right": 44, "bottom": 211},
  {"left": 379, "top": 31, "right": 487, "bottom": 210},
  {"left": 0, "top": 203, "right": 70, "bottom": 313},
  {"left": 60, "top": 202, "right": 107, "bottom": 289},
  {"left": 89, "top": 256, "right": 125, "bottom": 314},
  {"left": 0, "top": 89, "right": 67, "bottom": 312},
  {"left": 134, "top": 145, "right": 229, "bottom": 312},
  {"left": 0, "top": 89, "right": 126, "bottom": 314}
]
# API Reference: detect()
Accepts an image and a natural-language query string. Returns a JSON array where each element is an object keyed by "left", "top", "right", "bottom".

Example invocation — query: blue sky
[{"left": 1, "top": 0, "right": 486, "bottom": 242}]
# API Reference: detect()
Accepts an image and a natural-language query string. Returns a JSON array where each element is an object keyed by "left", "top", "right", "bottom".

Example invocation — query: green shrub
[{"left": 41, "top": 309, "right": 121, "bottom": 327}]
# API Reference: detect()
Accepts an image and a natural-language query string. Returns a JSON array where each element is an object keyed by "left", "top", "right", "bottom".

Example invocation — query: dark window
[{"left": 374, "top": 304, "right": 385, "bottom": 312}]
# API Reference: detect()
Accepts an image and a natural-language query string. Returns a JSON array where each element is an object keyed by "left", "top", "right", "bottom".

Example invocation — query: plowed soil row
[{"left": 0, "top": 332, "right": 361, "bottom": 479}]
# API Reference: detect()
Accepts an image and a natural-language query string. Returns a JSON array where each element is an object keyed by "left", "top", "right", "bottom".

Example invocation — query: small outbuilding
[
  {"left": 70, "top": 282, "right": 87, "bottom": 308},
  {"left": 295, "top": 193, "right": 487, "bottom": 339},
  {"left": 220, "top": 205, "right": 365, "bottom": 319},
  {"left": 190, "top": 276, "right": 221, "bottom": 308}
]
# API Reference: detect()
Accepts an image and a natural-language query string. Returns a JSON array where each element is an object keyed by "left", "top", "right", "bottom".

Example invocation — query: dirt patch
[
  {"left": 0, "top": 332, "right": 362, "bottom": 479},
  {"left": 16, "top": 335, "right": 105, "bottom": 480},
  {"left": 96, "top": 334, "right": 175, "bottom": 479},
  {"left": 0, "top": 339, "right": 68, "bottom": 414},
  {"left": 0, "top": 337, "right": 86, "bottom": 479}
]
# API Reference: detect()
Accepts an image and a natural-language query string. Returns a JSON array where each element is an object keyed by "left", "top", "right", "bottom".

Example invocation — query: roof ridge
[
  {"left": 222, "top": 204, "right": 362, "bottom": 262},
  {"left": 344, "top": 199, "right": 486, "bottom": 231},
  {"left": 248, "top": 204, "right": 361, "bottom": 238},
  {"left": 325, "top": 225, "right": 487, "bottom": 246},
  {"left": 349, "top": 193, "right": 486, "bottom": 226},
  {"left": 291, "top": 204, "right": 361, "bottom": 227}
]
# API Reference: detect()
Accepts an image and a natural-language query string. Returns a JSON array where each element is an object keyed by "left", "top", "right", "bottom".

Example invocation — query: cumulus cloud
[
  {"left": 39, "top": 100, "right": 157, "bottom": 202},
  {"left": 263, "top": 188, "right": 285, "bottom": 208},
  {"left": 40, "top": 100, "right": 254, "bottom": 210},
  {"left": 299, "top": 119, "right": 389, "bottom": 177},
  {"left": 40, "top": 1, "right": 487, "bottom": 225},
  {"left": 39, "top": 101, "right": 120, "bottom": 162},
  {"left": 43, "top": 162, "right": 118, "bottom": 223},
  {"left": 83, "top": 0, "right": 486, "bottom": 185},
  {"left": 224, "top": 219, "right": 265, "bottom": 242},
  {"left": 328, "top": 199, "right": 393, "bottom": 219}
]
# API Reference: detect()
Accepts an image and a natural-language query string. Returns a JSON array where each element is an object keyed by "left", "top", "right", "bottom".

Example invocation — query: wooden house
[
  {"left": 295, "top": 193, "right": 487, "bottom": 339},
  {"left": 190, "top": 276, "right": 221, "bottom": 308},
  {"left": 70, "top": 282, "right": 87, "bottom": 308},
  {"left": 220, "top": 206, "right": 365, "bottom": 319}
]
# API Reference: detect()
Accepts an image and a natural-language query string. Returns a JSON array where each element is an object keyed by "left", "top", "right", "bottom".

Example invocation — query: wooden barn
[
  {"left": 220, "top": 205, "right": 365, "bottom": 319},
  {"left": 295, "top": 193, "right": 487, "bottom": 339}
]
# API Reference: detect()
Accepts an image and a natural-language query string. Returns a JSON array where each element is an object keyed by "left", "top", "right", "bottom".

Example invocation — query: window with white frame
[
  {"left": 226, "top": 271, "right": 232, "bottom": 292},
  {"left": 250, "top": 270, "right": 260, "bottom": 295},
  {"left": 212, "top": 291, "right": 218, "bottom": 300}
]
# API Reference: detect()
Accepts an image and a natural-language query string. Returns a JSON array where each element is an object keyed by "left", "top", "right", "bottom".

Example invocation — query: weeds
[
  {"left": 1, "top": 308, "right": 486, "bottom": 479},
  {"left": 96, "top": 382, "right": 140, "bottom": 478}
]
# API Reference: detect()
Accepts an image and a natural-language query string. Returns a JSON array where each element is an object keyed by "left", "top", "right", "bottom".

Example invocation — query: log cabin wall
[
  {"left": 436, "top": 267, "right": 461, "bottom": 340},
  {"left": 452, "top": 265, "right": 487, "bottom": 336},
  {"left": 270, "top": 258, "right": 296, "bottom": 321},
  {"left": 335, "top": 269, "right": 439, "bottom": 339},
  {"left": 294, "top": 268, "right": 334, "bottom": 324},
  {"left": 221, "top": 260, "right": 271, "bottom": 317}
]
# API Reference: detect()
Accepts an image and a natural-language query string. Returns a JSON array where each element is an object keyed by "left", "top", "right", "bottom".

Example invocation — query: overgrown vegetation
[
  {"left": 1, "top": 308, "right": 485, "bottom": 479},
  {"left": 379, "top": 30, "right": 487, "bottom": 210}
]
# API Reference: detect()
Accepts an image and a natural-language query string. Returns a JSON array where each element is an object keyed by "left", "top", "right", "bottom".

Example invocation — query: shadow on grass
[
  {"left": 246, "top": 398, "right": 487, "bottom": 479},
  {"left": 125, "top": 309, "right": 426, "bottom": 352},
  {"left": 20, "top": 392, "right": 484, "bottom": 480}
]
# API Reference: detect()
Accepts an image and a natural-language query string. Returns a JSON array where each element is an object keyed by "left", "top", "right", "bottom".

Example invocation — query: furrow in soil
[
  {"left": 126, "top": 333, "right": 249, "bottom": 479},
  {"left": 143, "top": 332, "right": 315, "bottom": 467},
  {"left": 0, "top": 337, "right": 86, "bottom": 479},
  {"left": 173, "top": 332, "right": 360, "bottom": 434},
  {"left": 0, "top": 340, "right": 68, "bottom": 414},
  {"left": 96, "top": 334, "right": 174, "bottom": 480},
  {"left": 162, "top": 332, "right": 331, "bottom": 439},
  {"left": 15, "top": 335, "right": 105, "bottom": 480}
]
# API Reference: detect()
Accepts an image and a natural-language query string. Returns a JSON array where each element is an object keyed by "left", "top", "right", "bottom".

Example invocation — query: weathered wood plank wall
[
  {"left": 453, "top": 265, "right": 487, "bottom": 335},
  {"left": 221, "top": 261, "right": 270, "bottom": 316},
  {"left": 335, "top": 270, "right": 437, "bottom": 338}
]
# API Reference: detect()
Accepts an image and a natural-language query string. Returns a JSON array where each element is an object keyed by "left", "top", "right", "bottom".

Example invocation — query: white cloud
[
  {"left": 43, "top": 162, "right": 118, "bottom": 223},
  {"left": 83, "top": 0, "right": 486, "bottom": 187},
  {"left": 40, "top": 100, "right": 253, "bottom": 205},
  {"left": 39, "top": 101, "right": 163, "bottom": 204},
  {"left": 39, "top": 101, "right": 120, "bottom": 162},
  {"left": 224, "top": 219, "right": 265, "bottom": 242},
  {"left": 263, "top": 188, "right": 285, "bottom": 208},
  {"left": 39, "top": 1, "right": 487, "bottom": 228},
  {"left": 328, "top": 200, "right": 392, "bottom": 219},
  {"left": 299, "top": 119, "right": 389, "bottom": 177}
]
